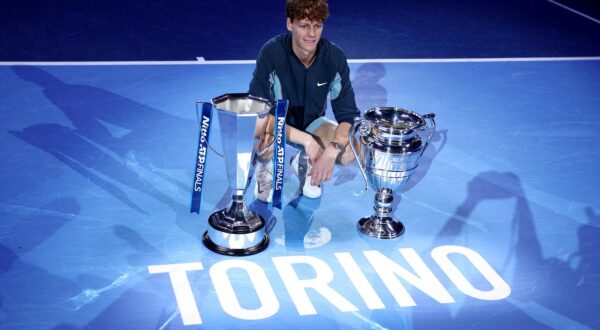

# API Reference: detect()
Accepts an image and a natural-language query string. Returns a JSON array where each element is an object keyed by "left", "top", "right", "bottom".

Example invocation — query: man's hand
[
  {"left": 308, "top": 145, "right": 338, "bottom": 186},
  {"left": 303, "top": 135, "right": 323, "bottom": 166}
]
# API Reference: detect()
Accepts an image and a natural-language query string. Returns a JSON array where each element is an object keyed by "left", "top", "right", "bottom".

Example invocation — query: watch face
[{"left": 330, "top": 141, "right": 343, "bottom": 152}]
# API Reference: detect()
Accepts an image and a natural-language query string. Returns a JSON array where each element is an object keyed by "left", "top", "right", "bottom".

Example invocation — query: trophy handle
[
  {"left": 349, "top": 117, "right": 369, "bottom": 191},
  {"left": 208, "top": 143, "right": 225, "bottom": 158},
  {"left": 207, "top": 121, "right": 275, "bottom": 159},
  {"left": 209, "top": 136, "right": 275, "bottom": 158},
  {"left": 419, "top": 113, "right": 436, "bottom": 157},
  {"left": 195, "top": 101, "right": 225, "bottom": 158}
]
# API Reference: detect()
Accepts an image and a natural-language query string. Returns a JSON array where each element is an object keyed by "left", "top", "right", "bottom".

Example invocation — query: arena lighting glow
[{"left": 147, "top": 245, "right": 511, "bottom": 326}]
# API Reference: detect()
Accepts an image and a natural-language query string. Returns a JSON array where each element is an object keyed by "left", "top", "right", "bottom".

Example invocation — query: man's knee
[
  {"left": 338, "top": 150, "right": 356, "bottom": 166},
  {"left": 310, "top": 118, "right": 337, "bottom": 143}
]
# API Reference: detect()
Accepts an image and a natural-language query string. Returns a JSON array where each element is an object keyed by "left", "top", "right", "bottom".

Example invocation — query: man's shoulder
[
  {"left": 319, "top": 38, "right": 348, "bottom": 64},
  {"left": 260, "top": 34, "right": 289, "bottom": 55},
  {"left": 256, "top": 34, "right": 290, "bottom": 71}
]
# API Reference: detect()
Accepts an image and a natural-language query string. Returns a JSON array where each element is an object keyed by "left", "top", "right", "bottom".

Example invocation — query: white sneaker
[
  {"left": 290, "top": 152, "right": 322, "bottom": 198},
  {"left": 254, "top": 160, "right": 273, "bottom": 203}
]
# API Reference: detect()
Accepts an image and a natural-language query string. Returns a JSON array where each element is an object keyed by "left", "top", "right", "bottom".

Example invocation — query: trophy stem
[
  {"left": 203, "top": 195, "right": 269, "bottom": 256},
  {"left": 357, "top": 188, "right": 405, "bottom": 239}
]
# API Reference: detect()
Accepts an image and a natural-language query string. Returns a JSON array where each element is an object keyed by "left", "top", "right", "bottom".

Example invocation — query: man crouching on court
[{"left": 249, "top": 0, "right": 360, "bottom": 202}]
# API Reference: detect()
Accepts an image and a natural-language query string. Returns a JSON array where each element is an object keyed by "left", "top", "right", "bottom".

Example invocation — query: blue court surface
[
  {"left": 1, "top": 58, "right": 599, "bottom": 329},
  {"left": 2, "top": 1, "right": 600, "bottom": 329}
]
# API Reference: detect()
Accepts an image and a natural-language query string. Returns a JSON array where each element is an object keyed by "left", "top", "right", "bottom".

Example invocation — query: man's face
[{"left": 287, "top": 18, "right": 323, "bottom": 56}]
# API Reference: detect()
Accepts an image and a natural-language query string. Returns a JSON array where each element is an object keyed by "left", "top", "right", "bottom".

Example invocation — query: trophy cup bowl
[
  {"left": 349, "top": 107, "right": 436, "bottom": 239},
  {"left": 202, "top": 93, "right": 273, "bottom": 256}
]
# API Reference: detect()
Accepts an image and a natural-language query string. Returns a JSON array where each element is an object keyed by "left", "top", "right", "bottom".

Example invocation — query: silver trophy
[
  {"left": 202, "top": 93, "right": 273, "bottom": 256},
  {"left": 350, "top": 107, "right": 436, "bottom": 239}
]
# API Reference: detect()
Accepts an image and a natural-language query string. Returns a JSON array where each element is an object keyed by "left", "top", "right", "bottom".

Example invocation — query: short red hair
[{"left": 286, "top": 0, "right": 329, "bottom": 22}]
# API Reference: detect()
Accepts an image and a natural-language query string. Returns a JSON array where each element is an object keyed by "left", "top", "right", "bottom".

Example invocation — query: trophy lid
[
  {"left": 365, "top": 107, "right": 426, "bottom": 136},
  {"left": 363, "top": 107, "right": 429, "bottom": 147},
  {"left": 212, "top": 93, "right": 272, "bottom": 117}
]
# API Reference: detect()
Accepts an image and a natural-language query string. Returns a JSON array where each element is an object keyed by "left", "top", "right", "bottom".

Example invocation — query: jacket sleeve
[
  {"left": 330, "top": 50, "right": 360, "bottom": 125},
  {"left": 248, "top": 46, "right": 272, "bottom": 101}
]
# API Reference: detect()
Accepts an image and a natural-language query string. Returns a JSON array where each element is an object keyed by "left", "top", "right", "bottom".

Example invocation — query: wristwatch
[{"left": 329, "top": 141, "right": 344, "bottom": 153}]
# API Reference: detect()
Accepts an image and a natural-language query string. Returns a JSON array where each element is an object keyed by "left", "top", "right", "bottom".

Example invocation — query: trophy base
[
  {"left": 202, "top": 200, "right": 269, "bottom": 256},
  {"left": 358, "top": 216, "right": 405, "bottom": 239},
  {"left": 202, "top": 231, "right": 269, "bottom": 256}
]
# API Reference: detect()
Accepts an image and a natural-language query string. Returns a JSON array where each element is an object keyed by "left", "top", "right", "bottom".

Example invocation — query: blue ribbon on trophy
[
  {"left": 271, "top": 99, "right": 289, "bottom": 209},
  {"left": 190, "top": 101, "right": 213, "bottom": 214}
]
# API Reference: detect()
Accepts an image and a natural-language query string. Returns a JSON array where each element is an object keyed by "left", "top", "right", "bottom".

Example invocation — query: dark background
[{"left": 1, "top": 0, "right": 599, "bottom": 61}]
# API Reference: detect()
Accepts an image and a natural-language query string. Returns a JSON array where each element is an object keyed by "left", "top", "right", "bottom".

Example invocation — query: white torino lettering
[
  {"left": 147, "top": 246, "right": 511, "bottom": 326},
  {"left": 363, "top": 249, "right": 455, "bottom": 306},
  {"left": 147, "top": 263, "right": 204, "bottom": 325},
  {"left": 335, "top": 252, "right": 385, "bottom": 309},
  {"left": 272, "top": 255, "right": 358, "bottom": 315},
  {"left": 431, "top": 245, "right": 511, "bottom": 300},
  {"left": 210, "top": 260, "right": 280, "bottom": 320}
]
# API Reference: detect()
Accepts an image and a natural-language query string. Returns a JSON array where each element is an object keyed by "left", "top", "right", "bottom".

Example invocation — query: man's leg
[
  {"left": 254, "top": 115, "right": 275, "bottom": 202},
  {"left": 286, "top": 117, "right": 359, "bottom": 198},
  {"left": 256, "top": 115, "right": 275, "bottom": 162}
]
